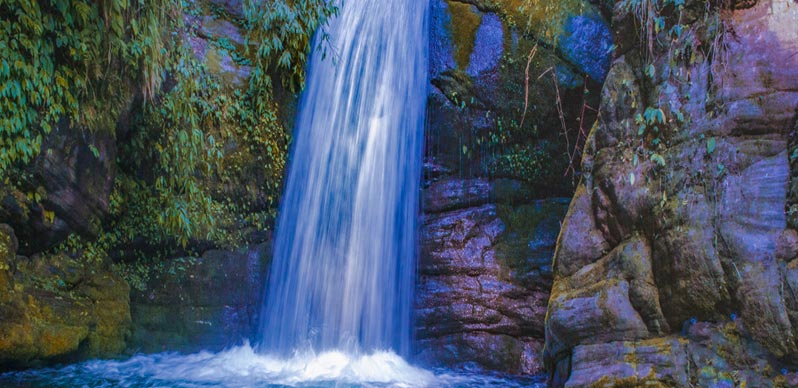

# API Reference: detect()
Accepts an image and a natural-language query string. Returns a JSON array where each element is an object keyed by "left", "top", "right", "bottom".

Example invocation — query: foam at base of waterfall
[{"left": 0, "top": 343, "right": 545, "bottom": 388}]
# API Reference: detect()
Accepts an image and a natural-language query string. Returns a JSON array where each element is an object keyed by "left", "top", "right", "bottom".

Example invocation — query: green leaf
[
  {"left": 706, "top": 137, "right": 716, "bottom": 155},
  {"left": 674, "top": 110, "right": 685, "bottom": 123},
  {"left": 650, "top": 153, "right": 666, "bottom": 167},
  {"left": 646, "top": 64, "right": 656, "bottom": 79}
]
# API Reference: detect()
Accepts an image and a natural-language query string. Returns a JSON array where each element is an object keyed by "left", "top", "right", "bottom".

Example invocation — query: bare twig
[
  {"left": 537, "top": 66, "right": 553, "bottom": 80},
  {"left": 548, "top": 73, "right": 596, "bottom": 181},
  {"left": 519, "top": 44, "right": 539, "bottom": 129},
  {"left": 542, "top": 68, "right": 571, "bottom": 179}
]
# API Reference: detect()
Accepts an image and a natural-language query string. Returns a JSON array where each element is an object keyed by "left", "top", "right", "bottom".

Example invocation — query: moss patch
[
  {"left": 447, "top": 1, "right": 483, "bottom": 70},
  {"left": 493, "top": 199, "right": 569, "bottom": 281}
]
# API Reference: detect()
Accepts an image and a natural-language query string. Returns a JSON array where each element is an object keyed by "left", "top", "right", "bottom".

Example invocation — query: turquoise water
[{"left": 0, "top": 345, "right": 544, "bottom": 387}]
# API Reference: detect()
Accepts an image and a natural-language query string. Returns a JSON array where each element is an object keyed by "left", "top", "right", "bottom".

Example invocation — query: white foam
[
  {"left": 78, "top": 344, "right": 436, "bottom": 387},
  {"left": 0, "top": 344, "right": 545, "bottom": 387}
]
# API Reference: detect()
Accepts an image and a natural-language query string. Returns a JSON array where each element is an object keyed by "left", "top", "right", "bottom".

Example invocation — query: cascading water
[
  {"left": 0, "top": 2, "right": 550, "bottom": 386},
  {"left": 258, "top": 0, "right": 428, "bottom": 356}
]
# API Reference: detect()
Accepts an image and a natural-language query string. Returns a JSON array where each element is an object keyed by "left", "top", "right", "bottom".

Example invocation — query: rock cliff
[
  {"left": 544, "top": 0, "right": 798, "bottom": 386},
  {"left": 416, "top": 180, "right": 569, "bottom": 373},
  {"left": 0, "top": 0, "right": 281, "bottom": 368}
]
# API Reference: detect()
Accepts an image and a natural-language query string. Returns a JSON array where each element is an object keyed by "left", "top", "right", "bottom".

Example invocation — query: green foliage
[
  {"left": 3, "top": 0, "right": 336, "bottom": 286},
  {"left": 112, "top": 256, "right": 198, "bottom": 291},
  {"left": 618, "top": 0, "right": 735, "bottom": 200},
  {"left": 244, "top": 0, "right": 338, "bottom": 93},
  {"left": 620, "top": 0, "right": 728, "bottom": 135},
  {"left": 489, "top": 142, "right": 565, "bottom": 183},
  {"left": 121, "top": 42, "right": 226, "bottom": 248},
  {"left": 85, "top": 0, "right": 330, "bottom": 258},
  {"left": 0, "top": 0, "right": 168, "bottom": 175},
  {"left": 706, "top": 137, "right": 716, "bottom": 155},
  {"left": 112, "top": 34, "right": 292, "bottom": 250},
  {"left": 618, "top": 0, "right": 689, "bottom": 59},
  {"left": 635, "top": 106, "right": 666, "bottom": 136}
]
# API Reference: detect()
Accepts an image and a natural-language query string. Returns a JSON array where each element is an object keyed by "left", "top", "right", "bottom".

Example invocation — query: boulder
[
  {"left": 0, "top": 126, "right": 117, "bottom": 255},
  {"left": 0, "top": 225, "right": 130, "bottom": 368}
]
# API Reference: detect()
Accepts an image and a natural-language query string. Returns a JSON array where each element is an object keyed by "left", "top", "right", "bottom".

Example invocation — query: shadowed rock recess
[
  {"left": 545, "top": 0, "right": 798, "bottom": 386},
  {"left": 128, "top": 244, "right": 270, "bottom": 354}
]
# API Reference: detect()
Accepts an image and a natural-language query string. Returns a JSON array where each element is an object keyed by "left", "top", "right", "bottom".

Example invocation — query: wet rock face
[
  {"left": 128, "top": 243, "right": 270, "bottom": 353},
  {"left": 545, "top": 0, "right": 798, "bottom": 386},
  {"left": 414, "top": 178, "right": 569, "bottom": 374},
  {"left": 0, "top": 225, "right": 130, "bottom": 369},
  {"left": 418, "top": 0, "right": 612, "bottom": 374}
]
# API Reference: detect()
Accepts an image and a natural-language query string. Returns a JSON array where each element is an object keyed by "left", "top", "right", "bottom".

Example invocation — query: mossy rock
[
  {"left": 447, "top": 1, "right": 483, "bottom": 70},
  {"left": 494, "top": 198, "right": 570, "bottom": 282},
  {"left": 429, "top": 0, "right": 606, "bottom": 196},
  {"left": 0, "top": 224, "right": 17, "bottom": 294},
  {"left": 0, "top": 226, "right": 130, "bottom": 368}
]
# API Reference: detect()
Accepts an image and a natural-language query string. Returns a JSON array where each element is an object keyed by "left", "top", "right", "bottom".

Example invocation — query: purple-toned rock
[
  {"left": 415, "top": 193, "right": 569, "bottom": 374},
  {"left": 545, "top": 0, "right": 798, "bottom": 386},
  {"left": 423, "top": 179, "right": 492, "bottom": 213}
]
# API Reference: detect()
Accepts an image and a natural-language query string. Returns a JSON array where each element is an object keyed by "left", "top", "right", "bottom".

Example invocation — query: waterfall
[{"left": 258, "top": 0, "right": 429, "bottom": 356}]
